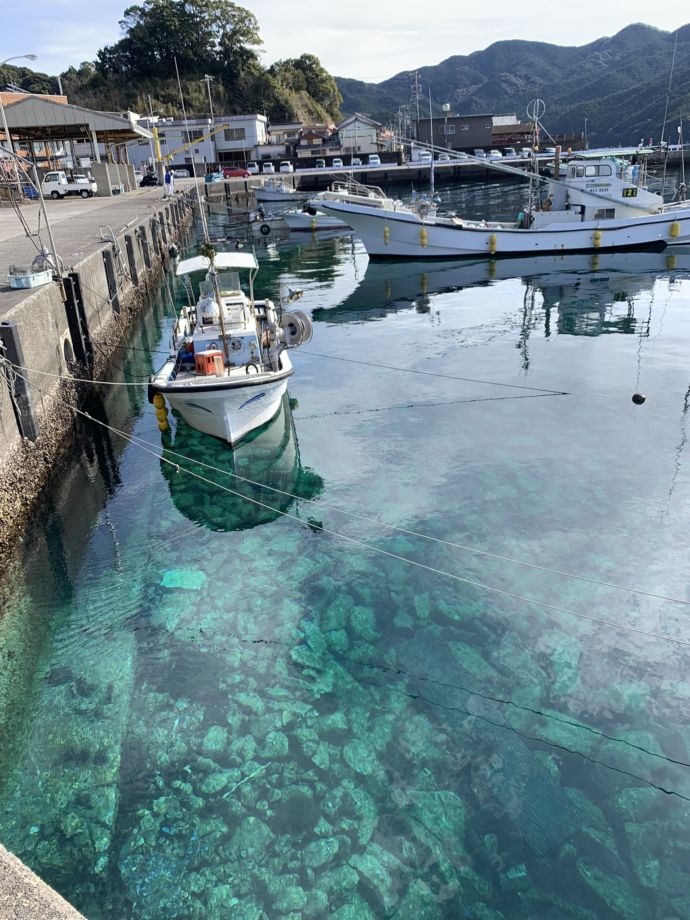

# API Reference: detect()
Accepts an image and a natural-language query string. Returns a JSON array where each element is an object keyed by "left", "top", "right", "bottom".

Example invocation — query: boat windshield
[{"left": 216, "top": 270, "right": 242, "bottom": 294}]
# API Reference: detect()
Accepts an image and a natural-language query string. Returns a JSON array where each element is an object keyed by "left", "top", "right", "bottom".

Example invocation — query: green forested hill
[
  {"left": 0, "top": 0, "right": 342, "bottom": 125},
  {"left": 336, "top": 23, "right": 690, "bottom": 146}
]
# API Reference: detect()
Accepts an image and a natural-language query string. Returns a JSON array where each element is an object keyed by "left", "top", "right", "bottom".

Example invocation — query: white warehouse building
[{"left": 76, "top": 113, "right": 268, "bottom": 172}]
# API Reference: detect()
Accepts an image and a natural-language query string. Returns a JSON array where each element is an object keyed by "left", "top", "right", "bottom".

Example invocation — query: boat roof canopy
[
  {"left": 176, "top": 252, "right": 259, "bottom": 276},
  {"left": 570, "top": 147, "right": 654, "bottom": 159}
]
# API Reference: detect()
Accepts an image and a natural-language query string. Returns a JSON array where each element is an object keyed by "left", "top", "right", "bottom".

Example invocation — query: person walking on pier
[{"left": 164, "top": 168, "right": 174, "bottom": 198}]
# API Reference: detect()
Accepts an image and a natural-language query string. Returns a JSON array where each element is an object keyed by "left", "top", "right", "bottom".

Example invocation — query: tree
[
  {"left": 96, "top": 0, "right": 262, "bottom": 81},
  {"left": 269, "top": 54, "right": 342, "bottom": 118}
]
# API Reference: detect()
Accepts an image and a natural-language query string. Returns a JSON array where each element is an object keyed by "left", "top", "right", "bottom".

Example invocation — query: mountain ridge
[{"left": 335, "top": 23, "right": 689, "bottom": 146}]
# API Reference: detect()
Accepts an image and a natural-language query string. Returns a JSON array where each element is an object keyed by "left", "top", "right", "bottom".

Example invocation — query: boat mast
[
  {"left": 428, "top": 88, "right": 435, "bottom": 197},
  {"left": 175, "top": 57, "right": 229, "bottom": 363},
  {"left": 526, "top": 98, "right": 545, "bottom": 225}
]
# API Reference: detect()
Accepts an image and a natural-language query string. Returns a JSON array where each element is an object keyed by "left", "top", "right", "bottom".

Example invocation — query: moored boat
[
  {"left": 310, "top": 159, "right": 690, "bottom": 259},
  {"left": 148, "top": 251, "right": 312, "bottom": 444},
  {"left": 255, "top": 178, "right": 307, "bottom": 204}
]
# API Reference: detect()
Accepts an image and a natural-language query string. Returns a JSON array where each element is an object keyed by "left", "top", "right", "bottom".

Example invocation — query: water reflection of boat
[
  {"left": 160, "top": 394, "right": 324, "bottom": 532},
  {"left": 312, "top": 250, "right": 690, "bottom": 326}
]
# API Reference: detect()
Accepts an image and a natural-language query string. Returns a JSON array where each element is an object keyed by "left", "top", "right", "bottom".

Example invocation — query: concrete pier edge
[
  {"left": 0, "top": 189, "right": 196, "bottom": 574},
  {"left": 0, "top": 844, "right": 87, "bottom": 919}
]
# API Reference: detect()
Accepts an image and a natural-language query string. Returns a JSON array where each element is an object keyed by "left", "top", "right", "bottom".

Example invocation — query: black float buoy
[{"left": 632, "top": 393, "right": 646, "bottom": 405}]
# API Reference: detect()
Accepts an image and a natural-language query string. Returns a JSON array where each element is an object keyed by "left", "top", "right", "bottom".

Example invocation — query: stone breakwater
[{"left": 0, "top": 189, "right": 195, "bottom": 574}]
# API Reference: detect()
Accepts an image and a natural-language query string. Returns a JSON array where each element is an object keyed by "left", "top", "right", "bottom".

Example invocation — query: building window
[
  {"left": 224, "top": 128, "right": 246, "bottom": 141},
  {"left": 442, "top": 124, "right": 456, "bottom": 135},
  {"left": 184, "top": 129, "right": 203, "bottom": 143},
  {"left": 594, "top": 208, "right": 615, "bottom": 219},
  {"left": 460, "top": 124, "right": 469, "bottom": 131}
]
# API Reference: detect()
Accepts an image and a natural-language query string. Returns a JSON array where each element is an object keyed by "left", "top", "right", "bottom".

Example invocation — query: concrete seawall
[{"left": 0, "top": 187, "right": 196, "bottom": 567}]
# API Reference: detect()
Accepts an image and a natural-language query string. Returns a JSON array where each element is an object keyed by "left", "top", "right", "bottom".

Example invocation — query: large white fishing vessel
[
  {"left": 310, "top": 156, "right": 690, "bottom": 259},
  {"left": 149, "top": 251, "right": 312, "bottom": 445}
]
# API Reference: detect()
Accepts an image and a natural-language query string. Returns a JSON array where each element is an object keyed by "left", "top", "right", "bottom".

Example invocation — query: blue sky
[{"left": 2, "top": 2, "right": 687, "bottom": 84}]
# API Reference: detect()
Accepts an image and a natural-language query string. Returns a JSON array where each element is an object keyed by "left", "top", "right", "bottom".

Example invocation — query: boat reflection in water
[
  {"left": 313, "top": 249, "right": 690, "bottom": 331},
  {"left": 160, "top": 393, "right": 324, "bottom": 532}
]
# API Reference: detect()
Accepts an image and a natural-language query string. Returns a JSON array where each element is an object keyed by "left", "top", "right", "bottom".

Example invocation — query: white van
[{"left": 367, "top": 154, "right": 381, "bottom": 167}]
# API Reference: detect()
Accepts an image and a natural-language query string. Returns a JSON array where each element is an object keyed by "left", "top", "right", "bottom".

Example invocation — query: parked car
[
  {"left": 42, "top": 170, "right": 97, "bottom": 198},
  {"left": 436, "top": 153, "right": 450, "bottom": 162},
  {"left": 222, "top": 166, "right": 251, "bottom": 178},
  {"left": 455, "top": 152, "right": 470, "bottom": 160},
  {"left": 331, "top": 157, "right": 344, "bottom": 169},
  {"left": 417, "top": 151, "right": 433, "bottom": 164},
  {"left": 279, "top": 161, "right": 294, "bottom": 173},
  {"left": 315, "top": 158, "right": 326, "bottom": 169},
  {"left": 473, "top": 149, "right": 487, "bottom": 158},
  {"left": 172, "top": 168, "right": 190, "bottom": 178},
  {"left": 503, "top": 147, "right": 517, "bottom": 159},
  {"left": 367, "top": 154, "right": 381, "bottom": 167},
  {"left": 246, "top": 162, "right": 260, "bottom": 174},
  {"left": 262, "top": 162, "right": 275, "bottom": 174},
  {"left": 543, "top": 147, "right": 557, "bottom": 156},
  {"left": 488, "top": 149, "right": 503, "bottom": 159},
  {"left": 519, "top": 148, "right": 533, "bottom": 158},
  {"left": 140, "top": 173, "right": 160, "bottom": 187},
  {"left": 351, "top": 157, "right": 362, "bottom": 167}
]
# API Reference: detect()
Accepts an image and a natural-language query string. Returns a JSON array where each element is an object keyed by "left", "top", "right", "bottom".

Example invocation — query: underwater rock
[
  {"left": 315, "top": 864, "right": 359, "bottom": 897},
  {"left": 330, "top": 893, "right": 379, "bottom": 920},
  {"left": 408, "top": 790, "right": 465, "bottom": 845},
  {"left": 200, "top": 770, "right": 234, "bottom": 795},
  {"left": 261, "top": 730, "right": 289, "bottom": 758},
  {"left": 343, "top": 740, "right": 380, "bottom": 776},
  {"left": 202, "top": 725, "right": 228, "bottom": 755},
  {"left": 350, "top": 605, "right": 379, "bottom": 641},
  {"left": 395, "top": 635, "right": 582, "bottom": 855},
  {"left": 624, "top": 821, "right": 662, "bottom": 889},
  {"left": 576, "top": 860, "right": 645, "bottom": 918},
  {"left": 303, "top": 836, "right": 339, "bottom": 868},
  {"left": 350, "top": 841, "right": 406, "bottom": 913},
  {"left": 272, "top": 883, "right": 307, "bottom": 914},
  {"left": 395, "top": 879, "right": 440, "bottom": 919}
]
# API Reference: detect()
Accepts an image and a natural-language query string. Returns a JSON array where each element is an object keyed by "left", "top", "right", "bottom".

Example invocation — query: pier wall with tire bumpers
[{"left": 0, "top": 189, "right": 195, "bottom": 565}]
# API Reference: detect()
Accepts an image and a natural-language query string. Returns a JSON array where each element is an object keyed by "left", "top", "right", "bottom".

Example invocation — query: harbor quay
[{"left": 0, "top": 185, "right": 196, "bottom": 568}]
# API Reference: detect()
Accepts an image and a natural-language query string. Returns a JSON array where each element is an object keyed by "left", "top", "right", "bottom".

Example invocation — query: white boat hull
[
  {"left": 315, "top": 199, "right": 690, "bottom": 258},
  {"left": 255, "top": 189, "right": 306, "bottom": 203},
  {"left": 152, "top": 354, "right": 294, "bottom": 445},
  {"left": 282, "top": 211, "right": 351, "bottom": 232}
]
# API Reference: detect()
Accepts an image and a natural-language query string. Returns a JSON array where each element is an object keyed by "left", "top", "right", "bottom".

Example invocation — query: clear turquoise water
[{"left": 1, "top": 182, "right": 690, "bottom": 919}]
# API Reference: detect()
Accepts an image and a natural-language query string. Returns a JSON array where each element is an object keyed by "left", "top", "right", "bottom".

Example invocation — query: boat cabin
[{"left": 531, "top": 157, "right": 664, "bottom": 227}]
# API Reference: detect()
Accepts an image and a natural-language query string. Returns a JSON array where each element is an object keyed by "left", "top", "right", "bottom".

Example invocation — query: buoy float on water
[
  {"left": 153, "top": 392, "right": 170, "bottom": 430},
  {"left": 632, "top": 393, "right": 646, "bottom": 405}
]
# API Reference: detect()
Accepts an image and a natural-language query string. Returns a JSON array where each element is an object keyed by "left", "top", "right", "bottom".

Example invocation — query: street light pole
[
  {"left": 1, "top": 54, "right": 38, "bottom": 199},
  {"left": 204, "top": 74, "right": 218, "bottom": 167},
  {"left": 584, "top": 117, "right": 588, "bottom": 149}
]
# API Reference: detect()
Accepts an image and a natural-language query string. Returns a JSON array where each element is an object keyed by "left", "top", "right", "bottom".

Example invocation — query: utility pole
[{"left": 204, "top": 74, "right": 218, "bottom": 167}]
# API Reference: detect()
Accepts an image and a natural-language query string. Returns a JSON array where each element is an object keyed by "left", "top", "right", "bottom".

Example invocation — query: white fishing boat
[
  {"left": 255, "top": 178, "right": 307, "bottom": 204},
  {"left": 310, "top": 157, "right": 690, "bottom": 259},
  {"left": 149, "top": 251, "right": 312, "bottom": 444},
  {"left": 283, "top": 207, "right": 352, "bottom": 233}
]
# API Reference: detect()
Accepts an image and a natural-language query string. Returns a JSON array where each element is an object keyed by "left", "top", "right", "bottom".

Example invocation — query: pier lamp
[
  {"left": 442, "top": 102, "right": 451, "bottom": 149},
  {"left": 0, "top": 54, "right": 37, "bottom": 197}
]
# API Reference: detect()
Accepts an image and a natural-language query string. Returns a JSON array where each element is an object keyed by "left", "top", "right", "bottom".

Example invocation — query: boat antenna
[
  {"left": 526, "top": 98, "right": 546, "bottom": 224},
  {"left": 428, "top": 87, "right": 435, "bottom": 197},
  {"left": 175, "top": 56, "right": 229, "bottom": 363},
  {"left": 660, "top": 28, "right": 679, "bottom": 149}
]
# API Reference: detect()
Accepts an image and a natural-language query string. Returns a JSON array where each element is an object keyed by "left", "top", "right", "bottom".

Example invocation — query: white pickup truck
[{"left": 42, "top": 171, "right": 98, "bottom": 199}]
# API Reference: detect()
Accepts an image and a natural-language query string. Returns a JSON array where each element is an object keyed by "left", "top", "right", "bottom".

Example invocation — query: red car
[{"left": 222, "top": 166, "right": 251, "bottom": 178}]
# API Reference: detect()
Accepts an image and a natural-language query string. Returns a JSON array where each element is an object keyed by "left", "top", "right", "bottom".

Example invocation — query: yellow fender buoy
[
  {"left": 152, "top": 393, "right": 166, "bottom": 409},
  {"left": 420, "top": 226, "right": 428, "bottom": 248},
  {"left": 153, "top": 393, "right": 170, "bottom": 431},
  {"left": 488, "top": 233, "right": 497, "bottom": 255},
  {"left": 669, "top": 221, "right": 681, "bottom": 239},
  {"left": 593, "top": 229, "right": 602, "bottom": 249},
  {"left": 384, "top": 225, "right": 390, "bottom": 245}
]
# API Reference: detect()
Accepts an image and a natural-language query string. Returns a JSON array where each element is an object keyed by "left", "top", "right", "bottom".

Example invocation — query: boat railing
[{"left": 331, "top": 178, "right": 387, "bottom": 201}]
